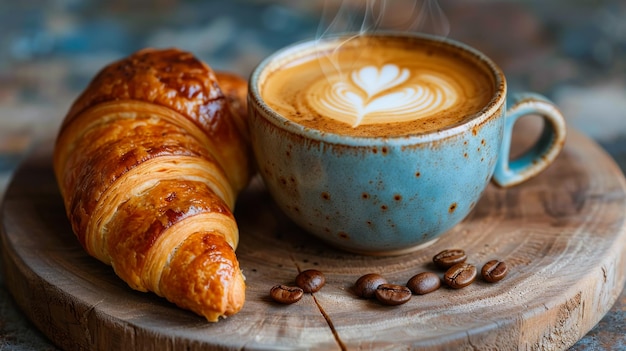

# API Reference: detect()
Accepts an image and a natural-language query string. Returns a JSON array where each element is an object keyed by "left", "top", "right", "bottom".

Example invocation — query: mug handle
[{"left": 492, "top": 93, "right": 567, "bottom": 188}]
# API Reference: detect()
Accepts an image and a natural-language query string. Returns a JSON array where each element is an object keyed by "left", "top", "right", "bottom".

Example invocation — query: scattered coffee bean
[
  {"left": 354, "top": 273, "right": 388, "bottom": 298},
  {"left": 270, "top": 285, "right": 303, "bottom": 304},
  {"left": 406, "top": 272, "right": 441, "bottom": 295},
  {"left": 433, "top": 249, "right": 467, "bottom": 269},
  {"left": 443, "top": 263, "right": 477, "bottom": 289},
  {"left": 296, "top": 269, "right": 326, "bottom": 293},
  {"left": 375, "top": 284, "right": 412, "bottom": 305},
  {"left": 481, "top": 260, "right": 508, "bottom": 283}
]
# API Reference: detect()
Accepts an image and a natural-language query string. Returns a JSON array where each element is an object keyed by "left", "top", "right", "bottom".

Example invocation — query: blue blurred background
[
  {"left": 0, "top": 1, "right": 624, "bottom": 135},
  {"left": 0, "top": 1, "right": 624, "bottom": 350},
  {"left": 1, "top": 1, "right": 625, "bottom": 142}
]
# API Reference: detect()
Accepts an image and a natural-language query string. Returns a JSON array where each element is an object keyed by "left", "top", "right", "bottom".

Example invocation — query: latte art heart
[
  {"left": 352, "top": 64, "right": 410, "bottom": 98},
  {"left": 309, "top": 64, "right": 458, "bottom": 127}
]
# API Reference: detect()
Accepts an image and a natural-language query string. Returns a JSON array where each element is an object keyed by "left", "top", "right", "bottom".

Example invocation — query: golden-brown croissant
[{"left": 53, "top": 48, "right": 252, "bottom": 321}]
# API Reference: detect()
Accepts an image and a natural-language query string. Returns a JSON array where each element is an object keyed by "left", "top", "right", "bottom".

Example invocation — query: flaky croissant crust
[{"left": 53, "top": 48, "right": 251, "bottom": 321}]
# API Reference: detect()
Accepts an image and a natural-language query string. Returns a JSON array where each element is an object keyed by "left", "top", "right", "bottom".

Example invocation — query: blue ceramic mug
[{"left": 248, "top": 33, "right": 566, "bottom": 255}]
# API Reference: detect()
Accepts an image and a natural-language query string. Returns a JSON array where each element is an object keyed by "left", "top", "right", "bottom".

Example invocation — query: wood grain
[{"left": 1, "top": 127, "right": 625, "bottom": 350}]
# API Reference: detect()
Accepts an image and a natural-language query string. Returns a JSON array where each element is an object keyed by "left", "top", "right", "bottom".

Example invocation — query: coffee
[
  {"left": 295, "top": 269, "right": 326, "bottom": 293},
  {"left": 481, "top": 260, "right": 508, "bottom": 283},
  {"left": 375, "top": 284, "right": 412, "bottom": 305},
  {"left": 354, "top": 273, "right": 388, "bottom": 298},
  {"left": 270, "top": 284, "right": 304, "bottom": 304},
  {"left": 406, "top": 272, "right": 441, "bottom": 295},
  {"left": 443, "top": 263, "right": 477, "bottom": 289},
  {"left": 250, "top": 33, "right": 566, "bottom": 254},
  {"left": 260, "top": 35, "right": 496, "bottom": 137},
  {"left": 433, "top": 249, "right": 467, "bottom": 269}
]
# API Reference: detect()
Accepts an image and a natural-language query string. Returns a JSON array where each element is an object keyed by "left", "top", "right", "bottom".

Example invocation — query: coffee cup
[{"left": 248, "top": 32, "right": 566, "bottom": 255}]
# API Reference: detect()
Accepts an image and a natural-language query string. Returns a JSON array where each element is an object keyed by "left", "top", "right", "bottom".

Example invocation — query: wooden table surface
[
  {"left": 0, "top": 119, "right": 626, "bottom": 350},
  {"left": 0, "top": 1, "right": 625, "bottom": 349}
]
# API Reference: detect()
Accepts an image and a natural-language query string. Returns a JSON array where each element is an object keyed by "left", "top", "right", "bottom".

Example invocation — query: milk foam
[
  {"left": 310, "top": 64, "right": 457, "bottom": 127},
  {"left": 260, "top": 35, "right": 495, "bottom": 137}
]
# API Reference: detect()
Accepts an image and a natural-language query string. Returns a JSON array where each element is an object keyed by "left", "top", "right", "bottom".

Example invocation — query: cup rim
[{"left": 248, "top": 31, "right": 507, "bottom": 146}]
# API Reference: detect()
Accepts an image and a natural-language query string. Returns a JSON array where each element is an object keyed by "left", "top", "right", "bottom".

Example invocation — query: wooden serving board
[{"left": 1, "top": 127, "right": 625, "bottom": 351}]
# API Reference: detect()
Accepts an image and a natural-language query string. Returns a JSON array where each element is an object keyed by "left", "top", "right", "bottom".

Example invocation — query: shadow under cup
[{"left": 247, "top": 33, "right": 566, "bottom": 256}]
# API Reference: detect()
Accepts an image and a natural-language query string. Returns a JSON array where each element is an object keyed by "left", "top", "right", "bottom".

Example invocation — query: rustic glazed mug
[{"left": 248, "top": 32, "right": 566, "bottom": 255}]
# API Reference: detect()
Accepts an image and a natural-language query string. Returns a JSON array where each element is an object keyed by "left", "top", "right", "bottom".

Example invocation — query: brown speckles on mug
[
  {"left": 338, "top": 232, "right": 350, "bottom": 239},
  {"left": 449, "top": 202, "right": 457, "bottom": 213},
  {"left": 394, "top": 194, "right": 402, "bottom": 202},
  {"left": 372, "top": 146, "right": 390, "bottom": 155},
  {"left": 279, "top": 175, "right": 298, "bottom": 188},
  {"left": 286, "top": 144, "right": 294, "bottom": 157},
  {"left": 321, "top": 192, "right": 330, "bottom": 200},
  {"left": 362, "top": 192, "right": 370, "bottom": 200}
]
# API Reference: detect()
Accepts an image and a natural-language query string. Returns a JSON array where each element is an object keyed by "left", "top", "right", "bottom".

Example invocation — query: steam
[
  {"left": 314, "top": 0, "right": 450, "bottom": 81},
  {"left": 316, "top": 0, "right": 450, "bottom": 39}
]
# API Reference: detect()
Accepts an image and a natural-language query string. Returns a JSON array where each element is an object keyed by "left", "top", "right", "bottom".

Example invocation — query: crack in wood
[
  {"left": 291, "top": 255, "right": 346, "bottom": 350},
  {"left": 312, "top": 294, "right": 347, "bottom": 351}
]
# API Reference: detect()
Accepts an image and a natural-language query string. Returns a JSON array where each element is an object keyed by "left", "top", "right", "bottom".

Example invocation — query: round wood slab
[{"left": 1, "top": 127, "right": 625, "bottom": 351}]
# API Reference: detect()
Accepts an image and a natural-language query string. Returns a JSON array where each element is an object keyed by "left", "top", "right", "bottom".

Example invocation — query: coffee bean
[
  {"left": 296, "top": 269, "right": 326, "bottom": 293},
  {"left": 433, "top": 249, "right": 467, "bottom": 269},
  {"left": 481, "top": 260, "right": 508, "bottom": 283},
  {"left": 270, "top": 285, "right": 303, "bottom": 304},
  {"left": 375, "top": 284, "right": 412, "bottom": 305},
  {"left": 406, "top": 272, "right": 441, "bottom": 295},
  {"left": 443, "top": 263, "right": 477, "bottom": 289},
  {"left": 354, "top": 273, "right": 388, "bottom": 298}
]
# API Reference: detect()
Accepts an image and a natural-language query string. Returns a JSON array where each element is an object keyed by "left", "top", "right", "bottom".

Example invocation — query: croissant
[{"left": 53, "top": 48, "right": 252, "bottom": 321}]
